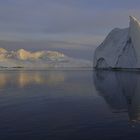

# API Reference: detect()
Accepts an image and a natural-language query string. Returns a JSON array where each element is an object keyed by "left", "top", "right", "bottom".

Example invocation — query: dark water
[{"left": 0, "top": 70, "right": 140, "bottom": 140}]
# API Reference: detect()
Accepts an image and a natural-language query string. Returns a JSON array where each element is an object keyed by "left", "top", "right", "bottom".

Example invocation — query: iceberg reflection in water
[{"left": 93, "top": 70, "right": 140, "bottom": 122}]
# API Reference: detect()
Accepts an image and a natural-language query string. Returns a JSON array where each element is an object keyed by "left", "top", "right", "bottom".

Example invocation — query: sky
[{"left": 0, "top": 0, "right": 140, "bottom": 59}]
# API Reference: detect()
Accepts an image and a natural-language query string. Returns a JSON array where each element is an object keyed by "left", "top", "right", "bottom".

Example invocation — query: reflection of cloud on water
[
  {"left": 0, "top": 71, "right": 65, "bottom": 88},
  {"left": 0, "top": 71, "right": 95, "bottom": 98},
  {"left": 0, "top": 74, "right": 8, "bottom": 88},
  {"left": 18, "top": 72, "right": 44, "bottom": 87},
  {"left": 93, "top": 70, "right": 140, "bottom": 122},
  {"left": 18, "top": 72, "right": 65, "bottom": 87}
]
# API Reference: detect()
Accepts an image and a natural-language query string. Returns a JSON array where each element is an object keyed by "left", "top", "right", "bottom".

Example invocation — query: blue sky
[{"left": 0, "top": 0, "right": 140, "bottom": 46}]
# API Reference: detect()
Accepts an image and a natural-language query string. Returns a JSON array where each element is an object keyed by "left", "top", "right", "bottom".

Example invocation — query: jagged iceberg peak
[
  {"left": 129, "top": 16, "right": 140, "bottom": 26},
  {"left": 129, "top": 16, "right": 140, "bottom": 65},
  {"left": 94, "top": 16, "right": 140, "bottom": 69}
]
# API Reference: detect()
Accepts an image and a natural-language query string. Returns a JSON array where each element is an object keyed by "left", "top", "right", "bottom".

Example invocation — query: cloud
[{"left": 0, "top": 0, "right": 140, "bottom": 46}]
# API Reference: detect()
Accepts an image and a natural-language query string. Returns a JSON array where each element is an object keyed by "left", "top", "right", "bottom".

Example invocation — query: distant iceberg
[
  {"left": 0, "top": 48, "right": 92, "bottom": 69},
  {"left": 94, "top": 16, "right": 140, "bottom": 69}
]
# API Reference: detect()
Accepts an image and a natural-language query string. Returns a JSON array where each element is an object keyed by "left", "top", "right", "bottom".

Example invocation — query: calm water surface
[{"left": 0, "top": 70, "right": 140, "bottom": 140}]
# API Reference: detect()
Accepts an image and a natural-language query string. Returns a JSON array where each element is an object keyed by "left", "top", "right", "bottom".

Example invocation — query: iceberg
[{"left": 94, "top": 16, "right": 140, "bottom": 69}]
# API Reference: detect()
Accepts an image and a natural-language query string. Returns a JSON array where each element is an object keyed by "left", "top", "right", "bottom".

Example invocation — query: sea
[{"left": 0, "top": 70, "right": 140, "bottom": 140}]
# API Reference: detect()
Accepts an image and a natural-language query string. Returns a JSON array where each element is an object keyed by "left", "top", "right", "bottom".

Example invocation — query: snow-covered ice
[{"left": 94, "top": 16, "right": 140, "bottom": 69}]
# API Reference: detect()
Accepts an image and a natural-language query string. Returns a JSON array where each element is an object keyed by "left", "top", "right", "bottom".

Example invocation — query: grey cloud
[{"left": 0, "top": 0, "right": 139, "bottom": 45}]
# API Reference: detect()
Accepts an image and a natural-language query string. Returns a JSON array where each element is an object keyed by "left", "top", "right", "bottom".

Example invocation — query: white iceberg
[{"left": 94, "top": 16, "right": 140, "bottom": 69}]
